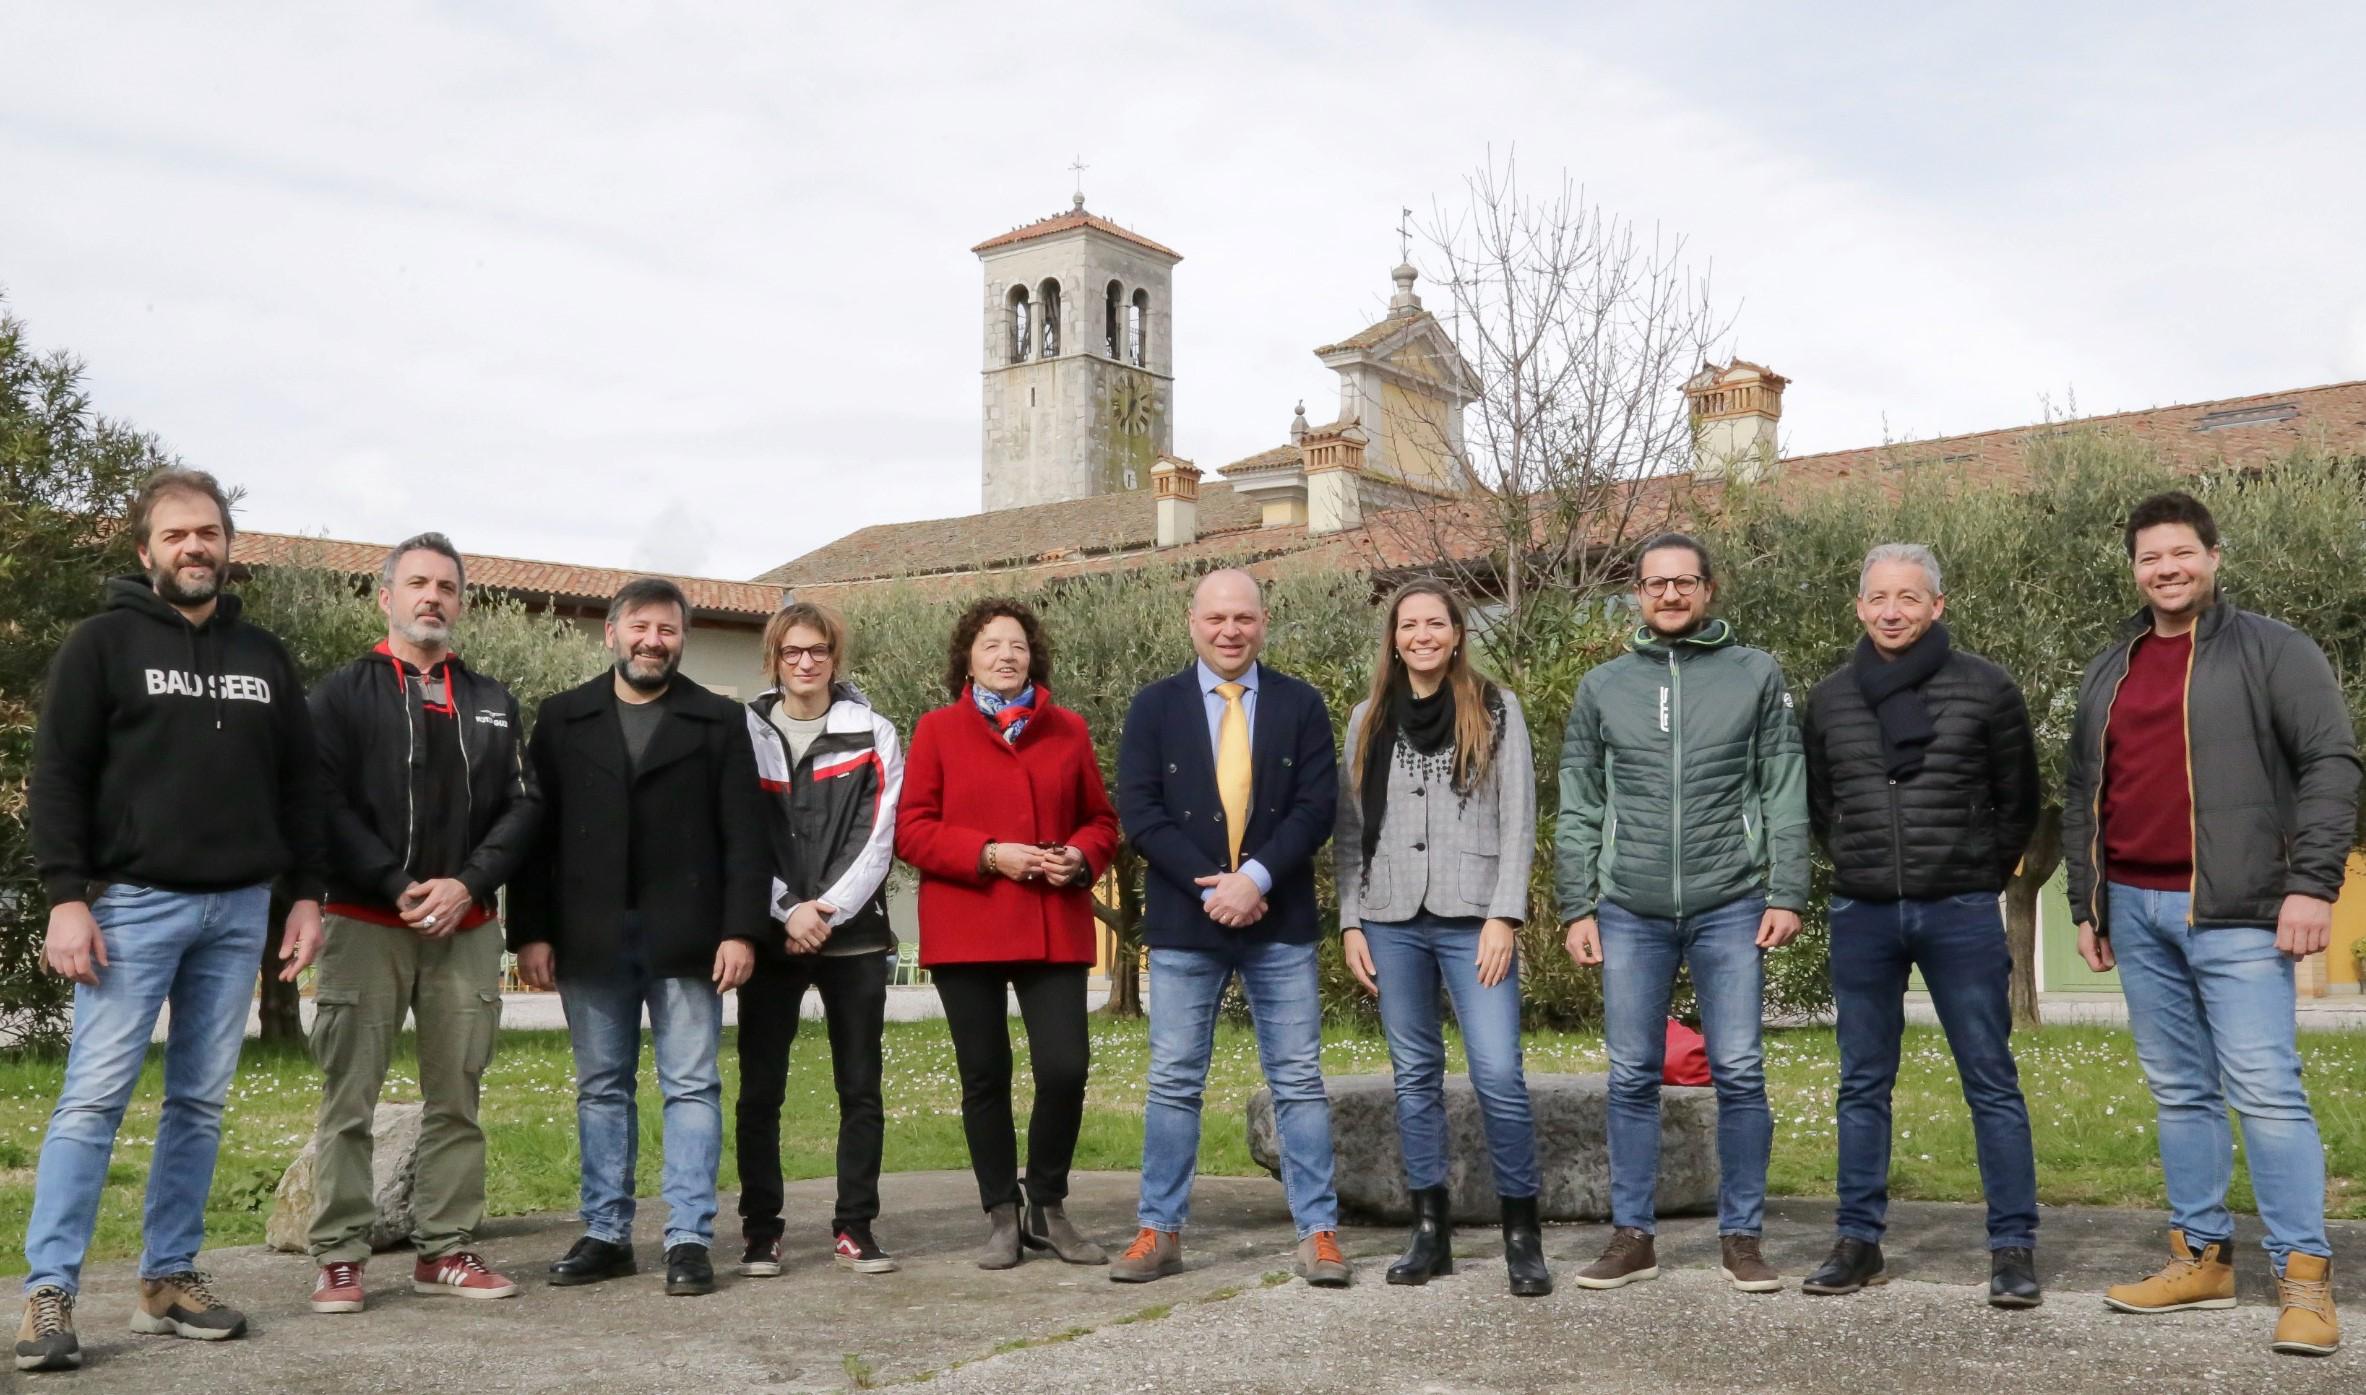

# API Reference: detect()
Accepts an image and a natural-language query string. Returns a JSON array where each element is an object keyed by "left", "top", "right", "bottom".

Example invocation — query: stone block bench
[{"left": 1247, "top": 1072, "right": 1719, "bottom": 1224}]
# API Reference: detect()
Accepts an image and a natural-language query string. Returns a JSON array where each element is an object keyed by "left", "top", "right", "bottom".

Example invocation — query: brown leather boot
[
  {"left": 1720, "top": 1234, "right": 1785, "bottom": 1292},
  {"left": 1573, "top": 1227, "right": 1659, "bottom": 1290},
  {"left": 2272, "top": 1252, "right": 2339, "bottom": 1356},
  {"left": 2104, "top": 1229, "right": 2236, "bottom": 1314}
]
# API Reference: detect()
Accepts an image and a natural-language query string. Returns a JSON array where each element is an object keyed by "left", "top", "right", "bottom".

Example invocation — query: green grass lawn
[{"left": 3, "top": 1017, "right": 2362, "bottom": 1275}]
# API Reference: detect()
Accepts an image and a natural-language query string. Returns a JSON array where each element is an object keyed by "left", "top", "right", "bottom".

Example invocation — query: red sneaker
[
  {"left": 310, "top": 1261, "right": 365, "bottom": 1314},
  {"left": 412, "top": 1251, "right": 519, "bottom": 1300}
]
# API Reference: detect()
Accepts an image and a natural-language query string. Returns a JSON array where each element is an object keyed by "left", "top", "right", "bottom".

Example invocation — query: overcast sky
[{"left": 5, "top": 3, "right": 2363, "bottom": 580}]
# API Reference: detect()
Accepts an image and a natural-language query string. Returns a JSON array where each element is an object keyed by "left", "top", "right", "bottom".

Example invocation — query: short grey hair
[
  {"left": 1859, "top": 542, "right": 1943, "bottom": 597},
  {"left": 381, "top": 532, "right": 466, "bottom": 592}
]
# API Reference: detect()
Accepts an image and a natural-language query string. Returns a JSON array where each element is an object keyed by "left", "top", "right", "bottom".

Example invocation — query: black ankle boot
[
  {"left": 1501, "top": 1195, "right": 1553, "bottom": 1297},
  {"left": 1386, "top": 1187, "right": 1454, "bottom": 1285}
]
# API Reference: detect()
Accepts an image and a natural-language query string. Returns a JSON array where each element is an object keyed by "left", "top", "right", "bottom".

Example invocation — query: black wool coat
[
  {"left": 508, "top": 672, "right": 769, "bottom": 979},
  {"left": 1801, "top": 647, "right": 2041, "bottom": 902}
]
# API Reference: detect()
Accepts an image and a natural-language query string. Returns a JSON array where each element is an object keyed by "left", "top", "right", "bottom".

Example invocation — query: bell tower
[{"left": 974, "top": 193, "right": 1181, "bottom": 512}]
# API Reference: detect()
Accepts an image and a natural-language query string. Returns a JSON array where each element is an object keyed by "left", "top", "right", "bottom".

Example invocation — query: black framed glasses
[
  {"left": 1638, "top": 574, "right": 1705, "bottom": 599},
  {"left": 776, "top": 643, "right": 833, "bottom": 665}
]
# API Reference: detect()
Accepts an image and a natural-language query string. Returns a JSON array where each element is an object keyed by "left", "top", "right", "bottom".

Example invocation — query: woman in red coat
[{"left": 895, "top": 596, "right": 1119, "bottom": 1271}]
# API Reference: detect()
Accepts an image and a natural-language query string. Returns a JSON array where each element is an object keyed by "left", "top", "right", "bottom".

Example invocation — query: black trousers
[
  {"left": 734, "top": 948, "right": 892, "bottom": 1240},
  {"left": 931, "top": 961, "right": 1090, "bottom": 1211}
]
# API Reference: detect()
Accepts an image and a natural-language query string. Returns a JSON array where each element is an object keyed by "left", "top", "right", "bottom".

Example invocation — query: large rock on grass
[
  {"left": 1247, "top": 1072, "right": 1719, "bottom": 1224},
  {"left": 264, "top": 1102, "right": 422, "bottom": 1253}
]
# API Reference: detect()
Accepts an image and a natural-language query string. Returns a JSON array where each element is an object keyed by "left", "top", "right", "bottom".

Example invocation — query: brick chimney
[
  {"left": 1303, "top": 425, "right": 1366, "bottom": 535},
  {"left": 1152, "top": 454, "right": 1201, "bottom": 547},
  {"left": 1683, "top": 359, "right": 1787, "bottom": 482}
]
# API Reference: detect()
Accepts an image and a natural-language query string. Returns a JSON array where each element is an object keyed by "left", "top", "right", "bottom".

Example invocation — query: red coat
[{"left": 895, "top": 688, "right": 1120, "bottom": 966}]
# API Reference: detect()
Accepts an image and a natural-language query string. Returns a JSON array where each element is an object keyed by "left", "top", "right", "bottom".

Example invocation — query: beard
[
  {"left": 393, "top": 613, "right": 452, "bottom": 649},
  {"left": 150, "top": 555, "right": 220, "bottom": 606},
  {"left": 614, "top": 647, "right": 680, "bottom": 693}
]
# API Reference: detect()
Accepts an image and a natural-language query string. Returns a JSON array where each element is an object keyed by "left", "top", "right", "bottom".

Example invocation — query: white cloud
[{"left": 2, "top": 1, "right": 2361, "bottom": 580}]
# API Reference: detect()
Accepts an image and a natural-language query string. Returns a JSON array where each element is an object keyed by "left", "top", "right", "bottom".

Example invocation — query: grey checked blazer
[{"left": 1334, "top": 688, "right": 1535, "bottom": 928}]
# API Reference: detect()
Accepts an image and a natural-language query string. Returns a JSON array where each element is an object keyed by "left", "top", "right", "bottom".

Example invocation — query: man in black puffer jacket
[{"left": 1798, "top": 543, "right": 2042, "bottom": 1308}]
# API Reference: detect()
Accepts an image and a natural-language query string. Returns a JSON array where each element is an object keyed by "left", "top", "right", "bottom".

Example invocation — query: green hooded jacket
[{"left": 1554, "top": 618, "right": 1811, "bottom": 922}]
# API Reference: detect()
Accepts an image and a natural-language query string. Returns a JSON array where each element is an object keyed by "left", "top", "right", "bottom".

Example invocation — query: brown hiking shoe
[
  {"left": 131, "top": 1270, "right": 247, "bottom": 1341},
  {"left": 1296, "top": 1230, "right": 1352, "bottom": 1289},
  {"left": 1109, "top": 1227, "right": 1183, "bottom": 1283},
  {"left": 1573, "top": 1227, "right": 1660, "bottom": 1290},
  {"left": 2105, "top": 1229, "right": 2237, "bottom": 1314},
  {"left": 2272, "top": 1252, "right": 2339, "bottom": 1356},
  {"left": 15, "top": 1286, "right": 80, "bottom": 1372},
  {"left": 1720, "top": 1234, "right": 1784, "bottom": 1292}
]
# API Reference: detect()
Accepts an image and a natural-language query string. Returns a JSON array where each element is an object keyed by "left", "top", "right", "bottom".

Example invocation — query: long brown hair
[{"left": 1349, "top": 580, "right": 1500, "bottom": 794}]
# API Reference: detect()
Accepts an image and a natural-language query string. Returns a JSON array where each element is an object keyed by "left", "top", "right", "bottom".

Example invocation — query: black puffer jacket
[{"left": 1801, "top": 647, "right": 2041, "bottom": 901}]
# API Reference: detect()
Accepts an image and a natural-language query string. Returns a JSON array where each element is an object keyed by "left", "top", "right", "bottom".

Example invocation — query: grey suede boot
[
  {"left": 1022, "top": 1198, "right": 1109, "bottom": 1265},
  {"left": 978, "top": 1202, "right": 1023, "bottom": 1270}
]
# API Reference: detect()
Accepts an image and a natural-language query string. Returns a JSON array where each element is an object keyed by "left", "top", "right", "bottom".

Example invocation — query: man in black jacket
[
  {"left": 1799, "top": 543, "right": 2041, "bottom": 1307},
  {"left": 302, "top": 534, "right": 542, "bottom": 1315},
  {"left": 20, "top": 470, "right": 324, "bottom": 1373},
  {"left": 2063, "top": 492, "right": 2359, "bottom": 1356},
  {"left": 509, "top": 577, "right": 766, "bottom": 1299}
]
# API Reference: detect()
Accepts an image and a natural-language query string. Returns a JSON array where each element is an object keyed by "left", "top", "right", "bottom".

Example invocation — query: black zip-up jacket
[
  {"left": 309, "top": 645, "right": 542, "bottom": 914},
  {"left": 32, "top": 576, "right": 326, "bottom": 905},
  {"left": 2063, "top": 594, "right": 2361, "bottom": 932},
  {"left": 1801, "top": 647, "right": 2041, "bottom": 901},
  {"left": 744, "top": 684, "right": 903, "bottom": 961}
]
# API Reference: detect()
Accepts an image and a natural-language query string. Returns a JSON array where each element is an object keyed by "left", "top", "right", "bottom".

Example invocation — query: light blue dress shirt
[{"left": 1196, "top": 659, "right": 1272, "bottom": 897}]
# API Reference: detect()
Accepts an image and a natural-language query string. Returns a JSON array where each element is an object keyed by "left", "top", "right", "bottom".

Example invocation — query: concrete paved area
[{"left": 24, "top": 1172, "right": 2356, "bottom": 1394}]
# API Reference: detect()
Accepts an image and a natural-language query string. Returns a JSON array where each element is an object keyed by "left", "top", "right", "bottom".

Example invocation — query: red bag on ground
[{"left": 1662, "top": 1017, "right": 1710, "bottom": 1086}]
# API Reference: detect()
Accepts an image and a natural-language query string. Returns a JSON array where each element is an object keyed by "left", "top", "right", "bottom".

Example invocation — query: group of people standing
[{"left": 15, "top": 468, "right": 2356, "bottom": 1375}]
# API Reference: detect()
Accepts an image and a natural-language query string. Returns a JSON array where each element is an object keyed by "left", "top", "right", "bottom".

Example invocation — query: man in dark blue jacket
[{"left": 1110, "top": 569, "right": 1347, "bottom": 1287}]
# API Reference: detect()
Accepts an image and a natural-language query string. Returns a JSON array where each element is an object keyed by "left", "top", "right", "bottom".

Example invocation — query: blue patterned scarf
[{"left": 971, "top": 682, "right": 1037, "bottom": 744}]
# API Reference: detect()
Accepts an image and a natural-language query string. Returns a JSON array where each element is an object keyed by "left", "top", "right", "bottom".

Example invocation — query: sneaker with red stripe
[
  {"left": 412, "top": 1251, "right": 518, "bottom": 1300},
  {"left": 310, "top": 1261, "right": 365, "bottom": 1314}
]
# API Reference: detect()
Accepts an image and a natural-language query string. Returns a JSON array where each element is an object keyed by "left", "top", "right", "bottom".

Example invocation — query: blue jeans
[
  {"left": 1599, "top": 894, "right": 1771, "bottom": 1236},
  {"left": 1140, "top": 940, "right": 1338, "bottom": 1237},
  {"left": 1830, "top": 892, "right": 2038, "bottom": 1249},
  {"left": 2107, "top": 883, "right": 2328, "bottom": 1266},
  {"left": 559, "top": 971, "right": 725, "bottom": 1251},
  {"left": 1363, "top": 914, "right": 1541, "bottom": 1199},
  {"left": 23, "top": 883, "right": 270, "bottom": 1295}
]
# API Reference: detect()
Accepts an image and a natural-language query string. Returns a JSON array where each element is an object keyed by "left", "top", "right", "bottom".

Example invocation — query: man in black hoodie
[
  {"left": 19, "top": 469, "right": 325, "bottom": 1375},
  {"left": 302, "top": 533, "right": 541, "bottom": 1316}
]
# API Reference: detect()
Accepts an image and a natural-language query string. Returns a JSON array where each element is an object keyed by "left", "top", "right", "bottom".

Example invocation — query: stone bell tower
[{"left": 974, "top": 193, "right": 1181, "bottom": 512}]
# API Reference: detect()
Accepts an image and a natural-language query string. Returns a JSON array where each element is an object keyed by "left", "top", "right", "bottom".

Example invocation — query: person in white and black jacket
[{"left": 735, "top": 602, "right": 906, "bottom": 1279}]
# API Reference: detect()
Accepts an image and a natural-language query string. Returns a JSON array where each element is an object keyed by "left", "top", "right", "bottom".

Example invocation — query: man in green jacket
[{"left": 1556, "top": 532, "right": 1811, "bottom": 1294}]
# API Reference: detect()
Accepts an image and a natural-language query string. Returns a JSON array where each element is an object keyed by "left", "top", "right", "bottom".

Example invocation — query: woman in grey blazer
[{"left": 1336, "top": 580, "right": 1548, "bottom": 1297}]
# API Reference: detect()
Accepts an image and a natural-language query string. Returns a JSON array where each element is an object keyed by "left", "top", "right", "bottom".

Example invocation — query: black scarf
[
  {"left": 1852, "top": 621, "right": 1951, "bottom": 779},
  {"left": 1358, "top": 677, "right": 1501, "bottom": 873}
]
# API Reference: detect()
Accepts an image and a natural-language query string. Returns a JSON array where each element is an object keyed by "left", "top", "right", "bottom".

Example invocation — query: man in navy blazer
[{"left": 1110, "top": 569, "right": 1349, "bottom": 1287}]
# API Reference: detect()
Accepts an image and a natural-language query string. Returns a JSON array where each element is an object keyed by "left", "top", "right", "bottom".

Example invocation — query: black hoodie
[{"left": 31, "top": 576, "right": 327, "bottom": 907}]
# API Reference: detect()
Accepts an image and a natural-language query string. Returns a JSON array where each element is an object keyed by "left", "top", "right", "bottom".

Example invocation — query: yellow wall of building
[
  {"left": 2330, "top": 851, "right": 2366, "bottom": 987},
  {"left": 1378, "top": 377, "right": 1455, "bottom": 489}
]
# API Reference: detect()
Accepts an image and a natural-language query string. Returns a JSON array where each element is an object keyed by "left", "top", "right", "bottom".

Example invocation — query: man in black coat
[
  {"left": 509, "top": 577, "right": 767, "bottom": 1298},
  {"left": 1798, "top": 543, "right": 2042, "bottom": 1307}
]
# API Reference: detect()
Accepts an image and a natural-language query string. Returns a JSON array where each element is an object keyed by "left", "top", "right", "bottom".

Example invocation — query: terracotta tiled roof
[
  {"left": 1314, "top": 309, "right": 1424, "bottom": 357},
  {"left": 1776, "top": 378, "right": 2366, "bottom": 488},
  {"left": 232, "top": 533, "right": 786, "bottom": 622},
  {"left": 1218, "top": 424, "right": 1353, "bottom": 479},
  {"left": 754, "top": 483, "right": 1266, "bottom": 587},
  {"left": 970, "top": 206, "right": 1181, "bottom": 261}
]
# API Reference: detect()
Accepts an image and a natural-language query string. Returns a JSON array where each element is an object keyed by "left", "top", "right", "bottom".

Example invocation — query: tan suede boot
[
  {"left": 2271, "top": 1252, "right": 2339, "bottom": 1356},
  {"left": 2104, "top": 1229, "right": 2236, "bottom": 1314}
]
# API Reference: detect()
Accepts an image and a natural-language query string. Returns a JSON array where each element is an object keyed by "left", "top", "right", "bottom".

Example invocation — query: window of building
[
  {"left": 1128, "top": 289, "right": 1148, "bottom": 366},
  {"left": 1104, "top": 280, "right": 1123, "bottom": 358},
  {"left": 1038, "top": 278, "right": 1062, "bottom": 358},
  {"left": 1006, "top": 285, "right": 1031, "bottom": 364}
]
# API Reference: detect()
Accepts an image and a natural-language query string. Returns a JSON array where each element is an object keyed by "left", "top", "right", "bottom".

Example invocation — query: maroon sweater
[{"left": 2101, "top": 630, "right": 2194, "bottom": 892}]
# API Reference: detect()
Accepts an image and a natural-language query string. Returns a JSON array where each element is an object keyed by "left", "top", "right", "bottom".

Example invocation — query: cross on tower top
[
  {"left": 1069, "top": 154, "right": 1090, "bottom": 201},
  {"left": 1398, "top": 207, "right": 1412, "bottom": 264}
]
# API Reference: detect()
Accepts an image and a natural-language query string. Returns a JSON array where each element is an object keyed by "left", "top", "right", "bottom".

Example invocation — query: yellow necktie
[{"left": 1215, "top": 681, "right": 1251, "bottom": 869}]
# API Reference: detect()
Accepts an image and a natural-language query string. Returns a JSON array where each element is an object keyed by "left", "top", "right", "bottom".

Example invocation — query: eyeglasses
[
  {"left": 1638, "top": 575, "right": 1705, "bottom": 599},
  {"left": 776, "top": 644, "right": 833, "bottom": 665}
]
